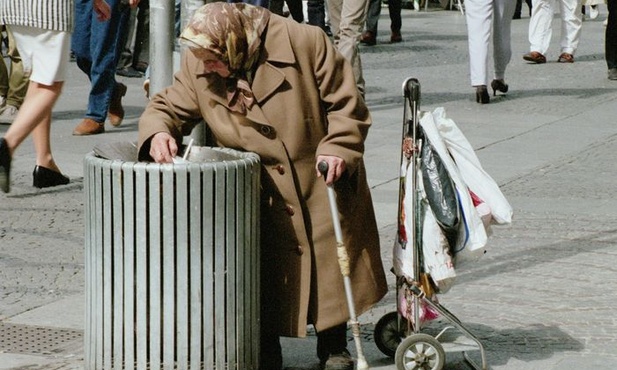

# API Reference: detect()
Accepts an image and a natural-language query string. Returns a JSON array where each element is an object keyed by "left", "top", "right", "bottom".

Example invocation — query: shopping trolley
[{"left": 372, "top": 78, "right": 488, "bottom": 370}]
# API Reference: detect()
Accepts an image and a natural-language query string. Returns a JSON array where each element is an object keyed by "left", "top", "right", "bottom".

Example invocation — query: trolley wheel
[
  {"left": 395, "top": 333, "right": 445, "bottom": 370},
  {"left": 374, "top": 311, "right": 408, "bottom": 358}
]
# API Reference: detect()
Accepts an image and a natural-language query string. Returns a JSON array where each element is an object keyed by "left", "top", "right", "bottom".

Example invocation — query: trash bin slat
[{"left": 134, "top": 165, "right": 148, "bottom": 369}]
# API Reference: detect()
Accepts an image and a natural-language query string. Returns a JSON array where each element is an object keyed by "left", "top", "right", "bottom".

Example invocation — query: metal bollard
[{"left": 84, "top": 147, "right": 261, "bottom": 370}]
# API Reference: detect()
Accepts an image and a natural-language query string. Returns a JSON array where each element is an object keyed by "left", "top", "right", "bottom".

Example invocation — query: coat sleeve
[
  {"left": 311, "top": 29, "right": 372, "bottom": 175},
  {"left": 137, "top": 53, "right": 205, "bottom": 161}
]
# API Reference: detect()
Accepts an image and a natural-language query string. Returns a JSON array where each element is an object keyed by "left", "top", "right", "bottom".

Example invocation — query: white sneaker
[
  {"left": 604, "top": 19, "right": 608, "bottom": 27},
  {"left": 590, "top": 5, "right": 599, "bottom": 20},
  {"left": 0, "top": 105, "right": 19, "bottom": 124}
]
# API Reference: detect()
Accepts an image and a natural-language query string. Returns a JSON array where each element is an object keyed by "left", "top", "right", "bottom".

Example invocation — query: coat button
[
  {"left": 285, "top": 205, "right": 294, "bottom": 216},
  {"left": 260, "top": 125, "right": 272, "bottom": 136},
  {"left": 295, "top": 245, "right": 304, "bottom": 255},
  {"left": 273, "top": 165, "right": 285, "bottom": 175}
]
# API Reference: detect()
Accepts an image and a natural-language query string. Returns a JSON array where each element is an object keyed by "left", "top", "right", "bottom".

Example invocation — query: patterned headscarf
[{"left": 180, "top": 3, "right": 270, "bottom": 114}]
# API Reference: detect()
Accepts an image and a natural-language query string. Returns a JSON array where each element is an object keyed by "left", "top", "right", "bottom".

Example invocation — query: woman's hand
[
  {"left": 93, "top": 0, "right": 111, "bottom": 21},
  {"left": 316, "top": 155, "right": 346, "bottom": 185},
  {"left": 149, "top": 132, "right": 178, "bottom": 163}
]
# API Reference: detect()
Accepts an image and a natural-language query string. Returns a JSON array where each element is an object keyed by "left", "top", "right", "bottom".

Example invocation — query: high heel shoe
[
  {"left": 475, "top": 85, "right": 490, "bottom": 104},
  {"left": 491, "top": 79, "right": 509, "bottom": 96},
  {"left": 0, "top": 137, "right": 12, "bottom": 193},
  {"left": 33, "top": 165, "right": 70, "bottom": 189}
]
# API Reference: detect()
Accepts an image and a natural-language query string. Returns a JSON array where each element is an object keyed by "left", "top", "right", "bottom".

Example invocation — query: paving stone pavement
[{"left": 2, "top": 4, "right": 617, "bottom": 370}]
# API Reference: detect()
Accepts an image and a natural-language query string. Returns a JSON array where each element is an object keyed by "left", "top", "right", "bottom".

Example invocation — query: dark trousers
[
  {"left": 514, "top": 0, "right": 532, "bottom": 17},
  {"left": 365, "top": 0, "right": 402, "bottom": 34},
  {"left": 260, "top": 325, "right": 347, "bottom": 369},
  {"left": 316, "top": 323, "right": 348, "bottom": 361},
  {"left": 270, "top": 0, "right": 304, "bottom": 22},
  {"left": 307, "top": 0, "right": 326, "bottom": 29},
  {"left": 607, "top": 0, "right": 617, "bottom": 69}
]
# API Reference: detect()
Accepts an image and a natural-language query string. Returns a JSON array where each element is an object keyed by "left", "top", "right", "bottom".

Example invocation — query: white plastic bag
[
  {"left": 393, "top": 159, "right": 418, "bottom": 280},
  {"left": 419, "top": 112, "right": 488, "bottom": 262},
  {"left": 420, "top": 196, "right": 456, "bottom": 293},
  {"left": 432, "top": 107, "right": 513, "bottom": 225}
]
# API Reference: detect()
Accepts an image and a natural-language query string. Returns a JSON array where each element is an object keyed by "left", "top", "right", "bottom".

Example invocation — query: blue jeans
[{"left": 72, "top": 0, "right": 129, "bottom": 123}]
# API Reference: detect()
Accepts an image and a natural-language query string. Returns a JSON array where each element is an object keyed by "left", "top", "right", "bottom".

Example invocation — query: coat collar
[{"left": 251, "top": 16, "right": 296, "bottom": 103}]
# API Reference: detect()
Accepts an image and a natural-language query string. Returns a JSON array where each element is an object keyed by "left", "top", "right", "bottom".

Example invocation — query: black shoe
[
  {"left": 32, "top": 165, "right": 70, "bottom": 189},
  {"left": 0, "top": 137, "right": 11, "bottom": 193},
  {"left": 475, "top": 85, "right": 490, "bottom": 104},
  {"left": 323, "top": 25, "right": 333, "bottom": 37},
  {"left": 491, "top": 79, "right": 509, "bottom": 96},
  {"left": 320, "top": 350, "right": 354, "bottom": 370},
  {"left": 133, "top": 61, "right": 149, "bottom": 73},
  {"left": 116, "top": 66, "right": 143, "bottom": 78}
]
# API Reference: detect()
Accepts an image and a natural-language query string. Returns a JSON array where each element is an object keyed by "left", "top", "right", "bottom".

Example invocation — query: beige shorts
[{"left": 8, "top": 25, "right": 70, "bottom": 86}]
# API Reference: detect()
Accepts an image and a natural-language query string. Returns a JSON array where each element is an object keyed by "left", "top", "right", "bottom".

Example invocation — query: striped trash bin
[{"left": 83, "top": 146, "right": 261, "bottom": 370}]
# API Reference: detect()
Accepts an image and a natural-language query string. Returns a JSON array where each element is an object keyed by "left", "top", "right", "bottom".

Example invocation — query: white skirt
[{"left": 8, "top": 25, "right": 70, "bottom": 86}]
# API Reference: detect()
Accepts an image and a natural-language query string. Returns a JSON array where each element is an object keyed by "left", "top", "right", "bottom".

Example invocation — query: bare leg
[{"left": 3, "top": 81, "right": 63, "bottom": 172}]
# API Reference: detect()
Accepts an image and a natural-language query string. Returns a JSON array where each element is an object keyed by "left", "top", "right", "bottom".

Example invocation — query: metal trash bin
[{"left": 83, "top": 146, "right": 261, "bottom": 370}]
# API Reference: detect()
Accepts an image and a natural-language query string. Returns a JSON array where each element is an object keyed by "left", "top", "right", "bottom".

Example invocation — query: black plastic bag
[{"left": 420, "top": 131, "right": 460, "bottom": 248}]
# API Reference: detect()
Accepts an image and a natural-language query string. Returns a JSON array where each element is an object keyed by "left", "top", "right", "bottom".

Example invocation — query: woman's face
[{"left": 191, "top": 48, "right": 231, "bottom": 78}]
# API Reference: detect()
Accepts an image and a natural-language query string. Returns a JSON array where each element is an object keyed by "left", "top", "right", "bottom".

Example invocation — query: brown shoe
[
  {"left": 360, "top": 31, "right": 376, "bottom": 46},
  {"left": 73, "top": 118, "right": 104, "bottom": 136},
  {"left": 390, "top": 31, "right": 402, "bottom": 43},
  {"left": 523, "top": 51, "right": 546, "bottom": 64},
  {"left": 108, "top": 82, "right": 127, "bottom": 127},
  {"left": 557, "top": 52, "right": 574, "bottom": 63}
]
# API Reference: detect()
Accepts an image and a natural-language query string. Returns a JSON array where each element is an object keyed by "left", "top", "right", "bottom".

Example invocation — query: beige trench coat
[{"left": 138, "top": 14, "right": 387, "bottom": 337}]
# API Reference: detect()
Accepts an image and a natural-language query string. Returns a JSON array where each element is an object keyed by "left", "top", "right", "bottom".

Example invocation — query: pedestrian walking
[
  {"left": 523, "top": 0, "right": 583, "bottom": 63},
  {"left": 465, "top": 0, "right": 516, "bottom": 103},
  {"left": 327, "top": 0, "right": 368, "bottom": 95},
  {"left": 360, "top": 0, "right": 402, "bottom": 46},
  {"left": 0, "top": 25, "right": 29, "bottom": 124},
  {"left": 0, "top": 0, "right": 112, "bottom": 193},
  {"left": 71, "top": 0, "right": 135, "bottom": 136}
]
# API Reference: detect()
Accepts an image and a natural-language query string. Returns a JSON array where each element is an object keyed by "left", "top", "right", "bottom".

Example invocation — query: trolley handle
[
  {"left": 317, "top": 160, "right": 329, "bottom": 179},
  {"left": 403, "top": 78, "right": 421, "bottom": 103}
]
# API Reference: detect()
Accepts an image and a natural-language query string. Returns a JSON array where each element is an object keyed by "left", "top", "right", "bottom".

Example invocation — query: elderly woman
[{"left": 137, "top": 3, "right": 387, "bottom": 370}]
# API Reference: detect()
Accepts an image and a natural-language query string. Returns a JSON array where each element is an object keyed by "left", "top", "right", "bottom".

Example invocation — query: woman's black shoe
[
  {"left": 491, "top": 79, "right": 509, "bottom": 96},
  {"left": 33, "top": 165, "right": 70, "bottom": 189},
  {"left": 475, "top": 85, "right": 490, "bottom": 104},
  {"left": 0, "top": 137, "right": 11, "bottom": 193}
]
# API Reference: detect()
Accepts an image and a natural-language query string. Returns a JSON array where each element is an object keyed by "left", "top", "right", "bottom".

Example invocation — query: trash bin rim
[{"left": 84, "top": 147, "right": 260, "bottom": 170}]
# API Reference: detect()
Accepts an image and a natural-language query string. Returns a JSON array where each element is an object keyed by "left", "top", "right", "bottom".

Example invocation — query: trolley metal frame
[{"left": 373, "top": 78, "right": 488, "bottom": 370}]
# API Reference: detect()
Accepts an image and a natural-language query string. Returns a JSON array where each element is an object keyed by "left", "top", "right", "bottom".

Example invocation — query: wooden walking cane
[{"left": 318, "top": 160, "right": 370, "bottom": 370}]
